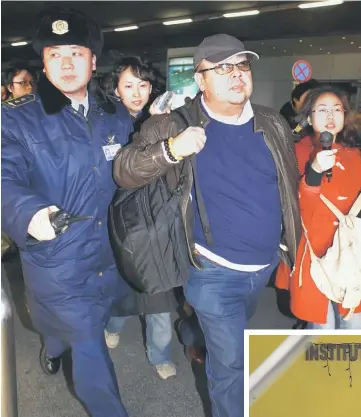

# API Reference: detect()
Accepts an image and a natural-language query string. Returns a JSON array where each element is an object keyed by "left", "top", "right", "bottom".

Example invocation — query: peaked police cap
[{"left": 32, "top": 8, "right": 103, "bottom": 57}]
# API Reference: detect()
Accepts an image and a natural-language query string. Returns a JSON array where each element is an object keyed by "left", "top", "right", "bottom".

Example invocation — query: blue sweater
[{"left": 192, "top": 116, "right": 282, "bottom": 265}]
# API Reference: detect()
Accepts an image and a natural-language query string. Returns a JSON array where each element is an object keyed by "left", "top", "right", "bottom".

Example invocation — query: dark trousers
[
  {"left": 45, "top": 334, "right": 128, "bottom": 417},
  {"left": 184, "top": 253, "right": 279, "bottom": 417}
]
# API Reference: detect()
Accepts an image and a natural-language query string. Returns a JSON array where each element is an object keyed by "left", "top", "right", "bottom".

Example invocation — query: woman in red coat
[{"left": 276, "top": 85, "right": 361, "bottom": 329}]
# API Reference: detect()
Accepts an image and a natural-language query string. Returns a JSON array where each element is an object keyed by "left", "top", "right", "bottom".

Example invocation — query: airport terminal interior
[{"left": 1, "top": 1, "right": 361, "bottom": 417}]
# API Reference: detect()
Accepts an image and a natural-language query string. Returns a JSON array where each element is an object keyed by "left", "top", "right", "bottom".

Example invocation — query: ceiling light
[
  {"left": 114, "top": 25, "right": 139, "bottom": 32},
  {"left": 299, "top": 0, "right": 344, "bottom": 9},
  {"left": 223, "top": 10, "right": 260, "bottom": 18},
  {"left": 11, "top": 41, "right": 28, "bottom": 46},
  {"left": 284, "top": 50, "right": 287, "bottom": 52},
  {"left": 358, "top": 46, "right": 361, "bottom": 49},
  {"left": 310, "top": 44, "right": 313, "bottom": 47},
  {"left": 320, "top": 48, "right": 323, "bottom": 51},
  {"left": 351, "top": 41, "right": 354, "bottom": 44},
  {"left": 273, "top": 46, "right": 276, "bottom": 49},
  {"left": 342, "top": 36, "right": 346, "bottom": 39},
  {"left": 299, "top": 40, "right": 303, "bottom": 43},
  {"left": 327, "top": 52, "right": 331, "bottom": 54},
  {"left": 163, "top": 18, "right": 192, "bottom": 25}
]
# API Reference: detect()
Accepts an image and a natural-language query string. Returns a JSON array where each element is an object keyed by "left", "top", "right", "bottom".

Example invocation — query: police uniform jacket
[{"left": 1, "top": 75, "right": 132, "bottom": 341}]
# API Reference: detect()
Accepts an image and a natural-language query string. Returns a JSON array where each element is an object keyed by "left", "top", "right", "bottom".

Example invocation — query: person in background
[
  {"left": 276, "top": 85, "right": 361, "bottom": 329},
  {"left": 1, "top": 8, "right": 132, "bottom": 417},
  {"left": 2, "top": 63, "right": 36, "bottom": 99},
  {"left": 112, "top": 34, "right": 301, "bottom": 417},
  {"left": 1, "top": 69, "right": 23, "bottom": 261},
  {"left": 1, "top": 73, "right": 9, "bottom": 102},
  {"left": 103, "top": 56, "right": 178, "bottom": 381},
  {"left": 280, "top": 79, "right": 320, "bottom": 131}
]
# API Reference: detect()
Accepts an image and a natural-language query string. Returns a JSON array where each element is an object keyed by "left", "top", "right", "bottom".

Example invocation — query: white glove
[
  {"left": 27, "top": 206, "right": 60, "bottom": 241},
  {"left": 311, "top": 149, "right": 338, "bottom": 174}
]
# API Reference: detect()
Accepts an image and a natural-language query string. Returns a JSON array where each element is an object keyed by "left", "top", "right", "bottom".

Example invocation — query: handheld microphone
[{"left": 319, "top": 131, "right": 334, "bottom": 182}]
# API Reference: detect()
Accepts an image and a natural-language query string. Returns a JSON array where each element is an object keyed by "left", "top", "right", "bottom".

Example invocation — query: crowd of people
[{"left": 1, "top": 6, "right": 361, "bottom": 417}]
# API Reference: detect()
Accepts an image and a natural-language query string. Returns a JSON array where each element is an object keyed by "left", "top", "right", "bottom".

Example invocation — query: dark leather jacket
[{"left": 113, "top": 94, "right": 301, "bottom": 267}]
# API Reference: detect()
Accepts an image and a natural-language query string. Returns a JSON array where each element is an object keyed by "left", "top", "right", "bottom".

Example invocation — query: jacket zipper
[{"left": 262, "top": 132, "right": 297, "bottom": 260}]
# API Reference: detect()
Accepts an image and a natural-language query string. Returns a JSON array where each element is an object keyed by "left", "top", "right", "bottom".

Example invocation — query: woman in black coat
[{"left": 103, "top": 57, "right": 178, "bottom": 381}]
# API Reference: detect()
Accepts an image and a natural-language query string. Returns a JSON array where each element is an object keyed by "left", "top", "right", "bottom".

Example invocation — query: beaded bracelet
[
  {"left": 168, "top": 137, "right": 184, "bottom": 161},
  {"left": 164, "top": 137, "right": 183, "bottom": 162}
]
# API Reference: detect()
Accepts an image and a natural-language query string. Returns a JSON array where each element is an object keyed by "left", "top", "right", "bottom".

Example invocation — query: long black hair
[
  {"left": 299, "top": 85, "right": 360, "bottom": 149},
  {"left": 103, "top": 56, "right": 164, "bottom": 105}
]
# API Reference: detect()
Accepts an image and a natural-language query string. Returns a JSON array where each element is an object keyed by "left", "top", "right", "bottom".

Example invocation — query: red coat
[{"left": 276, "top": 136, "right": 361, "bottom": 323}]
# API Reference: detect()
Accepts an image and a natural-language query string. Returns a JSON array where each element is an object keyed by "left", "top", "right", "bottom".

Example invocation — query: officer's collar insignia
[
  {"left": 3, "top": 94, "right": 36, "bottom": 108},
  {"left": 108, "top": 134, "right": 115, "bottom": 144},
  {"left": 52, "top": 20, "right": 69, "bottom": 35}
]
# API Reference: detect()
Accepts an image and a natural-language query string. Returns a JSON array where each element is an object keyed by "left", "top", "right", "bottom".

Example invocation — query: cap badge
[{"left": 52, "top": 20, "right": 69, "bottom": 35}]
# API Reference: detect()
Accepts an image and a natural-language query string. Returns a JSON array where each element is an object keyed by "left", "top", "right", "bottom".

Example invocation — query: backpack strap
[
  {"left": 349, "top": 193, "right": 361, "bottom": 217},
  {"left": 320, "top": 193, "right": 361, "bottom": 219},
  {"left": 173, "top": 108, "right": 214, "bottom": 246}
]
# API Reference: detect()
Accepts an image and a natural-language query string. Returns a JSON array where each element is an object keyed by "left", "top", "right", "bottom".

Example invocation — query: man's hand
[
  {"left": 311, "top": 149, "right": 338, "bottom": 174},
  {"left": 171, "top": 127, "right": 207, "bottom": 158},
  {"left": 27, "top": 206, "right": 60, "bottom": 241}
]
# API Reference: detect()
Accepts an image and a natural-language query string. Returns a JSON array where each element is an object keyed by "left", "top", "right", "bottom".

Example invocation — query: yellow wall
[{"left": 249, "top": 335, "right": 361, "bottom": 417}]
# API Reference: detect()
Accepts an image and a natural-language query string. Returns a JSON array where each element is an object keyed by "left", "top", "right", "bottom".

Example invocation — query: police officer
[{"left": 1, "top": 8, "right": 131, "bottom": 417}]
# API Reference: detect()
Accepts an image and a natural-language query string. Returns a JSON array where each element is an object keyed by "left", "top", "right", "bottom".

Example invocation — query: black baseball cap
[
  {"left": 33, "top": 8, "right": 103, "bottom": 57},
  {"left": 193, "top": 34, "right": 259, "bottom": 70}
]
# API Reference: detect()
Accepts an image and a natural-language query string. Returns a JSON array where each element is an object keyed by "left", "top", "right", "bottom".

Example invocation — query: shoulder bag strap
[
  {"left": 190, "top": 155, "right": 214, "bottom": 246},
  {"left": 173, "top": 108, "right": 214, "bottom": 246}
]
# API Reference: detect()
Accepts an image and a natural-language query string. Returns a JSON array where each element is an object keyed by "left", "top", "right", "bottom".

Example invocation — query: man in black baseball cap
[
  {"left": 193, "top": 33, "right": 259, "bottom": 118},
  {"left": 112, "top": 32, "right": 300, "bottom": 417},
  {"left": 2, "top": 7, "right": 132, "bottom": 417}
]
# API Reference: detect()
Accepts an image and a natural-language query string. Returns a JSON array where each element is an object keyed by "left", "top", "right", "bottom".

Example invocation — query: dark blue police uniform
[
  {"left": 2, "top": 79, "right": 132, "bottom": 417},
  {"left": 1, "top": 8, "right": 132, "bottom": 417}
]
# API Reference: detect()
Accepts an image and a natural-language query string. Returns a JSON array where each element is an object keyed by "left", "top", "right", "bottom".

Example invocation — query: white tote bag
[{"left": 300, "top": 193, "right": 361, "bottom": 320}]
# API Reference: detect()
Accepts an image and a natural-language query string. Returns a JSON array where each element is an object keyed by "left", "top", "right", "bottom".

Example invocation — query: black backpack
[{"left": 108, "top": 108, "right": 212, "bottom": 294}]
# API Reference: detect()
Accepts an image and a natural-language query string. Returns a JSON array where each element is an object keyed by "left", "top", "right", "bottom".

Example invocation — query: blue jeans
[
  {"left": 106, "top": 313, "right": 172, "bottom": 366},
  {"left": 184, "top": 253, "right": 279, "bottom": 417},
  {"left": 308, "top": 301, "right": 361, "bottom": 330}
]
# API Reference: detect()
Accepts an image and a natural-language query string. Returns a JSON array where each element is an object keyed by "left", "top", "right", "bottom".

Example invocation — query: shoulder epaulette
[{"left": 2, "top": 94, "right": 36, "bottom": 108}]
